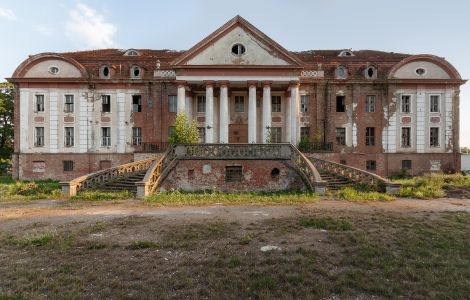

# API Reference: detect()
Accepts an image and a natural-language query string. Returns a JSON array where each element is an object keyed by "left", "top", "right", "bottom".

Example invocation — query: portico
[{"left": 175, "top": 79, "right": 301, "bottom": 145}]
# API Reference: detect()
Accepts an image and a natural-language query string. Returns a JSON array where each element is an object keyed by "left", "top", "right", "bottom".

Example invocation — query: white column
[
  {"left": 262, "top": 81, "right": 272, "bottom": 143},
  {"left": 248, "top": 81, "right": 257, "bottom": 143},
  {"left": 219, "top": 82, "right": 229, "bottom": 143},
  {"left": 285, "top": 92, "right": 291, "bottom": 143},
  {"left": 177, "top": 82, "right": 186, "bottom": 114},
  {"left": 185, "top": 94, "right": 193, "bottom": 120},
  {"left": 290, "top": 82, "right": 300, "bottom": 146},
  {"left": 205, "top": 81, "right": 214, "bottom": 143}
]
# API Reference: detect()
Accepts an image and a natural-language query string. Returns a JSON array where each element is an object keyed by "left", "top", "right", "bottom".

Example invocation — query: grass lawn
[
  {"left": 0, "top": 176, "right": 61, "bottom": 201},
  {"left": 0, "top": 210, "right": 469, "bottom": 298}
]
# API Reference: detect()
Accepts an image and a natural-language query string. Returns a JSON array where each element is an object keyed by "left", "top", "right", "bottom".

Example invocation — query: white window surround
[
  {"left": 335, "top": 66, "right": 347, "bottom": 79},
  {"left": 400, "top": 94, "right": 413, "bottom": 114},
  {"left": 338, "top": 50, "right": 354, "bottom": 57},
  {"left": 400, "top": 126, "right": 413, "bottom": 148},
  {"left": 429, "top": 94, "right": 441, "bottom": 113},
  {"left": 415, "top": 67, "right": 426, "bottom": 76}
]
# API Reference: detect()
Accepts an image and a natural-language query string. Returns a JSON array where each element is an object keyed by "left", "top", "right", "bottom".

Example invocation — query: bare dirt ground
[{"left": 1, "top": 198, "right": 469, "bottom": 299}]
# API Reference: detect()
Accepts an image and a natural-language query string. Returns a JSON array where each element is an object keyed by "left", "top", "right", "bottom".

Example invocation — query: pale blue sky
[{"left": 0, "top": 0, "right": 468, "bottom": 146}]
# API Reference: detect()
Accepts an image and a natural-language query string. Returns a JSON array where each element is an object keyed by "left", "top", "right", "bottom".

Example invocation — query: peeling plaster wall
[
  {"left": 24, "top": 60, "right": 82, "bottom": 78},
  {"left": 393, "top": 61, "right": 450, "bottom": 79}
]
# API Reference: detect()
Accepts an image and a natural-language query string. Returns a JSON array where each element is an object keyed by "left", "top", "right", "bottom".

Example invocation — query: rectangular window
[
  {"left": 64, "top": 127, "right": 74, "bottom": 147},
  {"left": 430, "top": 95, "right": 440, "bottom": 113},
  {"left": 64, "top": 95, "right": 74, "bottom": 113},
  {"left": 336, "top": 128, "right": 346, "bottom": 145},
  {"left": 234, "top": 96, "right": 244, "bottom": 112},
  {"left": 197, "top": 96, "right": 206, "bottom": 113},
  {"left": 401, "top": 95, "right": 410, "bottom": 113},
  {"left": 366, "top": 127, "right": 375, "bottom": 146},
  {"left": 34, "top": 127, "right": 45, "bottom": 147},
  {"left": 198, "top": 127, "right": 206, "bottom": 143},
  {"left": 101, "top": 127, "right": 111, "bottom": 146},
  {"left": 168, "top": 95, "right": 177, "bottom": 113},
  {"left": 402, "top": 160, "right": 412, "bottom": 170},
  {"left": 101, "top": 95, "right": 111, "bottom": 112},
  {"left": 270, "top": 127, "right": 282, "bottom": 143},
  {"left": 63, "top": 160, "right": 74, "bottom": 172},
  {"left": 271, "top": 96, "right": 281, "bottom": 113},
  {"left": 132, "top": 127, "right": 142, "bottom": 145},
  {"left": 225, "top": 166, "right": 242, "bottom": 182},
  {"left": 300, "top": 127, "right": 310, "bottom": 141},
  {"left": 401, "top": 127, "right": 411, "bottom": 148},
  {"left": 430, "top": 127, "right": 439, "bottom": 147},
  {"left": 300, "top": 95, "right": 309, "bottom": 113},
  {"left": 336, "top": 96, "right": 345, "bottom": 112},
  {"left": 132, "top": 95, "right": 142, "bottom": 112},
  {"left": 365, "top": 95, "right": 375, "bottom": 113},
  {"left": 35, "top": 95, "right": 44, "bottom": 112},
  {"left": 366, "top": 160, "right": 376, "bottom": 171}
]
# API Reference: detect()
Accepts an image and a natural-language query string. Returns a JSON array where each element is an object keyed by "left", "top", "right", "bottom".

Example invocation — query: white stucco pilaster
[
  {"left": 117, "top": 92, "right": 126, "bottom": 153},
  {"left": 416, "top": 90, "right": 425, "bottom": 153},
  {"left": 248, "top": 83, "right": 257, "bottom": 143},
  {"left": 19, "top": 90, "right": 29, "bottom": 152},
  {"left": 285, "top": 94, "right": 291, "bottom": 143},
  {"left": 445, "top": 88, "right": 453, "bottom": 151},
  {"left": 177, "top": 83, "right": 186, "bottom": 114},
  {"left": 78, "top": 91, "right": 89, "bottom": 153},
  {"left": 49, "top": 90, "right": 58, "bottom": 153}
]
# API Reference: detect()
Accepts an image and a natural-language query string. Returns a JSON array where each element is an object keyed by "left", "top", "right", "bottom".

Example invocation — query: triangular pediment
[{"left": 173, "top": 16, "right": 303, "bottom": 67}]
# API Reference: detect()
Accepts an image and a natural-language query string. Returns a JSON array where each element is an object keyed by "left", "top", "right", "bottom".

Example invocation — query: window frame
[
  {"left": 430, "top": 127, "right": 440, "bottom": 147},
  {"left": 63, "top": 160, "right": 74, "bottom": 172},
  {"left": 429, "top": 94, "right": 440, "bottom": 113},
  {"left": 197, "top": 95, "right": 206, "bottom": 113},
  {"left": 168, "top": 95, "right": 177, "bottom": 113},
  {"left": 335, "top": 127, "right": 346, "bottom": 146},
  {"left": 225, "top": 165, "right": 243, "bottom": 182},
  {"left": 300, "top": 127, "right": 310, "bottom": 141},
  {"left": 365, "top": 95, "right": 376, "bottom": 113},
  {"left": 336, "top": 96, "right": 345, "bottom": 112},
  {"left": 132, "top": 95, "right": 142, "bottom": 113},
  {"left": 64, "top": 94, "right": 74, "bottom": 113},
  {"left": 365, "top": 127, "right": 375, "bottom": 146},
  {"left": 300, "top": 95, "right": 309, "bottom": 113},
  {"left": 401, "top": 127, "right": 411, "bottom": 148},
  {"left": 198, "top": 127, "right": 206, "bottom": 143},
  {"left": 366, "top": 160, "right": 376, "bottom": 171},
  {"left": 270, "top": 127, "right": 282, "bottom": 143},
  {"left": 271, "top": 96, "right": 281, "bottom": 113},
  {"left": 132, "top": 127, "right": 142, "bottom": 146},
  {"left": 401, "top": 95, "right": 411, "bottom": 114},
  {"left": 101, "top": 95, "right": 111, "bottom": 113},
  {"left": 64, "top": 127, "right": 74, "bottom": 147},
  {"left": 402, "top": 160, "right": 412, "bottom": 170},
  {"left": 34, "top": 127, "right": 45, "bottom": 147},
  {"left": 234, "top": 95, "right": 245, "bottom": 112},
  {"left": 35, "top": 94, "right": 45, "bottom": 113},
  {"left": 101, "top": 127, "right": 111, "bottom": 147}
]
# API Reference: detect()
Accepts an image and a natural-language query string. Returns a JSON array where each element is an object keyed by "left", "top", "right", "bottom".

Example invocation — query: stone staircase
[
  {"left": 318, "top": 170, "right": 354, "bottom": 191},
  {"left": 93, "top": 170, "right": 147, "bottom": 193}
]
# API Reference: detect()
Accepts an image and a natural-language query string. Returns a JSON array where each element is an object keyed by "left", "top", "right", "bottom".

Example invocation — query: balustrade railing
[
  {"left": 299, "top": 142, "right": 333, "bottom": 153},
  {"left": 176, "top": 143, "right": 291, "bottom": 160},
  {"left": 137, "top": 142, "right": 171, "bottom": 153}
]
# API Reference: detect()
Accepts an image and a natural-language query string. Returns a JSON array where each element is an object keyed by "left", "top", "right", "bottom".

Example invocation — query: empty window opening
[
  {"left": 64, "top": 127, "right": 74, "bottom": 147},
  {"left": 101, "top": 127, "right": 111, "bottom": 146},
  {"left": 101, "top": 95, "right": 111, "bottom": 112},
  {"left": 271, "top": 168, "right": 280, "bottom": 178},
  {"left": 132, "top": 95, "right": 142, "bottom": 112},
  {"left": 102, "top": 66, "right": 110, "bottom": 77},
  {"left": 430, "top": 95, "right": 440, "bottom": 113},
  {"left": 366, "top": 160, "right": 376, "bottom": 171},
  {"left": 271, "top": 96, "right": 281, "bottom": 113},
  {"left": 225, "top": 166, "right": 243, "bottom": 182},
  {"left": 132, "top": 127, "right": 142, "bottom": 146},
  {"left": 63, "top": 160, "right": 74, "bottom": 172},
  {"left": 402, "top": 160, "right": 412, "bottom": 170},
  {"left": 401, "top": 95, "right": 411, "bottom": 113},
  {"left": 366, "top": 127, "right": 375, "bottom": 146},
  {"left": 168, "top": 95, "right": 177, "bottom": 113},
  {"left": 416, "top": 68, "right": 426, "bottom": 76},
  {"left": 365, "top": 95, "right": 375, "bottom": 113},
  {"left": 367, "top": 67, "right": 375, "bottom": 78},
  {"left": 300, "top": 95, "right": 309, "bottom": 113},
  {"left": 197, "top": 96, "right": 206, "bottom": 113},
  {"left": 336, "top": 96, "right": 345, "bottom": 112},
  {"left": 35, "top": 95, "right": 45, "bottom": 112},
  {"left": 132, "top": 66, "right": 140, "bottom": 77},
  {"left": 336, "top": 128, "right": 346, "bottom": 146},
  {"left": 231, "top": 44, "right": 246, "bottom": 56},
  {"left": 234, "top": 96, "right": 244, "bottom": 112},
  {"left": 300, "top": 127, "right": 310, "bottom": 141},
  {"left": 64, "top": 95, "right": 74, "bottom": 113},
  {"left": 430, "top": 127, "right": 439, "bottom": 147},
  {"left": 401, "top": 127, "right": 411, "bottom": 148}
]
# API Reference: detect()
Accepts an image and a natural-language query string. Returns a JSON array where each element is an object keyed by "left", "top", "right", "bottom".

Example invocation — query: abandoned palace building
[{"left": 7, "top": 16, "right": 466, "bottom": 194}]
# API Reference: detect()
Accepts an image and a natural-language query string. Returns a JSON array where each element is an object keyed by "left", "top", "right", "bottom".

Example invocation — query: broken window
[
  {"left": 101, "top": 95, "right": 111, "bottom": 113},
  {"left": 63, "top": 160, "right": 74, "bottom": 172},
  {"left": 401, "top": 127, "right": 411, "bottom": 148},
  {"left": 366, "top": 160, "right": 376, "bottom": 171},
  {"left": 336, "top": 96, "right": 345, "bottom": 112},
  {"left": 430, "top": 95, "right": 440, "bottom": 113},
  {"left": 430, "top": 127, "right": 439, "bottom": 147},
  {"left": 365, "top": 95, "right": 375, "bottom": 113},
  {"left": 35, "top": 95, "right": 44, "bottom": 112},
  {"left": 231, "top": 44, "right": 246, "bottom": 56},
  {"left": 132, "top": 95, "right": 142, "bottom": 112},
  {"left": 300, "top": 95, "right": 309, "bottom": 113},
  {"left": 132, "top": 127, "right": 142, "bottom": 145},
  {"left": 401, "top": 95, "right": 411, "bottom": 113},
  {"left": 64, "top": 127, "right": 74, "bottom": 147},
  {"left": 64, "top": 95, "right": 74, "bottom": 113},
  {"left": 271, "top": 96, "right": 281, "bottom": 113},
  {"left": 336, "top": 128, "right": 346, "bottom": 145},
  {"left": 197, "top": 96, "right": 206, "bottom": 113},
  {"left": 365, "top": 127, "right": 375, "bottom": 146},
  {"left": 35, "top": 127, "right": 44, "bottom": 147},
  {"left": 234, "top": 96, "right": 244, "bottom": 112},
  {"left": 101, "top": 127, "right": 111, "bottom": 146},
  {"left": 225, "top": 166, "right": 243, "bottom": 182},
  {"left": 168, "top": 95, "right": 177, "bottom": 113}
]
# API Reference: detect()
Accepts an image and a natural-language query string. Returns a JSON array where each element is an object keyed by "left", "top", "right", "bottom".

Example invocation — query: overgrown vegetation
[
  {"left": 145, "top": 190, "right": 317, "bottom": 206},
  {"left": 336, "top": 187, "right": 395, "bottom": 202},
  {"left": 0, "top": 176, "right": 61, "bottom": 201},
  {"left": 169, "top": 113, "right": 199, "bottom": 144},
  {"left": 393, "top": 172, "right": 470, "bottom": 199},
  {"left": 71, "top": 190, "right": 134, "bottom": 201},
  {"left": 299, "top": 216, "right": 353, "bottom": 230}
]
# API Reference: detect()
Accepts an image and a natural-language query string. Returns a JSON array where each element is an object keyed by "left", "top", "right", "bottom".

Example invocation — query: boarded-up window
[
  {"left": 225, "top": 166, "right": 242, "bottom": 182},
  {"left": 99, "top": 160, "right": 111, "bottom": 170},
  {"left": 32, "top": 161, "right": 45, "bottom": 173},
  {"left": 63, "top": 160, "right": 74, "bottom": 171}
]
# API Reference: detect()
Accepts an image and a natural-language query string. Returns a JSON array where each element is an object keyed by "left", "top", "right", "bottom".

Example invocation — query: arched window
[
  {"left": 130, "top": 66, "right": 142, "bottom": 78},
  {"left": 365, "top": 66, "right": 377, "bottom": 79}
]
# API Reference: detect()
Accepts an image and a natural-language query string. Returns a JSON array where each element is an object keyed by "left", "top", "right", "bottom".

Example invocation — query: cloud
[
  {"left": 34, "top": 24, "right": 55, "bottom": 36},
  {"left": 0, "top": 7, "right": 16, "bottom": 20},
  {"left": 65, "top": 3, "right": 117, "bottom": 49}
]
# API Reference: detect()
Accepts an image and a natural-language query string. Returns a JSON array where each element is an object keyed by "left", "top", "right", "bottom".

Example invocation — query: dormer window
[
  {"left": 365, "top": 66, "right": 377, "bottom": 79},
  {"left": 231, "top": 43, "right": 246, "bottom": 56},
  {"left": 335, "top": 66, "right": 347, "bottom": 79},
  {"left": 100, "top": 65, "right": 111, "bottom": 79},
  {"left": 125, "top": 49, "right": 139, "bottom": 56},
  {"left": 131, "top": 66, "right": 141, "bottom": 78},
  {"left": 338, "top": 50, "right": 354, "bottom": 57}
]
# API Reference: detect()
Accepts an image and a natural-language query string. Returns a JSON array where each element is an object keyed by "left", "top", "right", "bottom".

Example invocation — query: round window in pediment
[
  {"left": 231, "top": 43, "right": 246, "bottom": 56},
  {"left": 48, "top": 66, "right": 59, "bottom": 75},
  {"left": 103, "top": 66, "right": 109, "bottom": 77},
  {"left": 416, "top": 68, "right": 426, "bottom": 76}
]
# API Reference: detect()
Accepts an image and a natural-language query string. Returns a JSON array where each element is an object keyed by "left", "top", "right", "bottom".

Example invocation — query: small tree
[
  {"left": 0, "top": 83, "right": 14, "bottom": 159},
  {"left": 169, "top": 113, "right": 200, "bottom": 144}
]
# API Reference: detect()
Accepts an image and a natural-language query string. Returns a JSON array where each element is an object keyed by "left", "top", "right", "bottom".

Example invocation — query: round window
[
  {"left": 48, "top": 66, "right": 59, "bottom": 75},
  {"left": 231, "top": 44, "right": 246, "bottom": 56},
  {"left": 102, "top": 66, "right": 109, "bottom": 77},
  {"left": 336, "top": 67, "right": 346, "bottom": 78},
  {"left": 133, "top": 67, "right": 140, "bottom": 77},
  {"left": 271, "top": 168, "right": 280, "bottom": 178},
  {"left": 416, "top": 68, "right": 426, "bottom": 76}
]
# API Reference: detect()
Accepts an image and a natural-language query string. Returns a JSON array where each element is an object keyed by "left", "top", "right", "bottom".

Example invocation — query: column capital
[
  {"left": 247, "top": 80, "right": 258, "bottom": 87},
  {"left": 289, "top": 80, "right": 300, "bottom": 88},
  {"left": 203, "top": 80, "right": 216, "bottom": 87},
  {"left": 262, "top": 80, "right": 273, "bottom": 87},
  {"left": 218, "top": 80, "right": 230, "bottom": 88},
  {"left": 176, "top": 80, "right": 187, "bottom": 88}
]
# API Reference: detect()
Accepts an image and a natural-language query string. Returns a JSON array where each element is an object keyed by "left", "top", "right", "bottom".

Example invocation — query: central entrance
[{"left": 229, "top": 124, "right": 248, "bottom": 143}]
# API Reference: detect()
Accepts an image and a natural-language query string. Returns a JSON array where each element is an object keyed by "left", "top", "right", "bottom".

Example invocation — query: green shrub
[
  {"left": 392, "top": 173, "right": 469, "bottom": 199},
  {"left": 0, "top": 177, "right": 61, "bottom": 201},
  {"left": 336, "top": 187, "right": 395, "bottom": 202}
]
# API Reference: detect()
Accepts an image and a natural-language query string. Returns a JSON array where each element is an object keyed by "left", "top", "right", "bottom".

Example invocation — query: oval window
[
  {"left": 336, "top": 67, "right": 346, "bottom": 78},
  {"left": 271, "top": 168, "right": 280, "bottom": 178},
  {"left": 103, "top": 66, "right": 109, "bottom": 77},
  {"left": 49, "top": 66, "right": 59, "bottom": 75},
  {"left": 231, "top": 44, "right": 246, "bottom": 56},
  {"left": 416, "top": 68, "right": 426, "bottom": 76},
  {"left": 133, "top": 67, "right": 140, "bottom": 77},
  {"left": 367, "top": 67, "right": 375, "bottom": 78}
]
